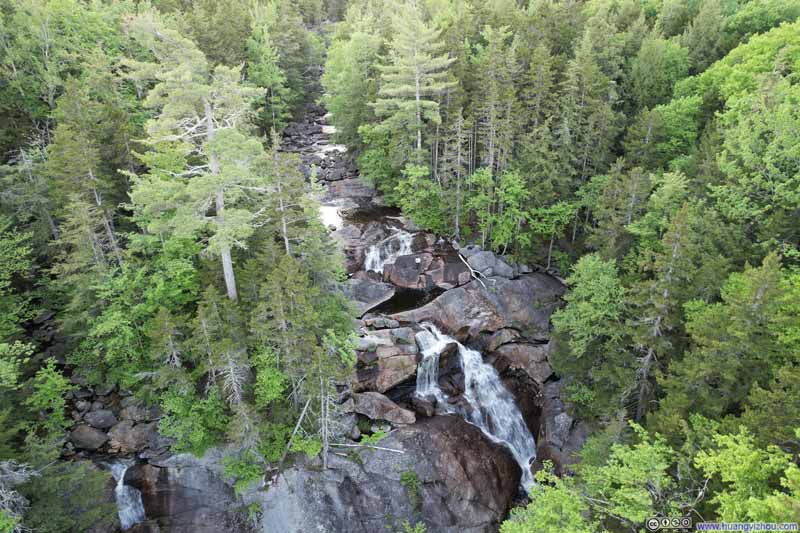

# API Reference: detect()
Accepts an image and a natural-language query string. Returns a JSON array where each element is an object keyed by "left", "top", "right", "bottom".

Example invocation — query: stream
[{"left": 288, "top": 101, "right": 540, "bottom": 489}]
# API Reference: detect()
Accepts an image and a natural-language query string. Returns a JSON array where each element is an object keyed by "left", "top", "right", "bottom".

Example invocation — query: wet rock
[
  {"left": 350, "top": 392, "right": 416, "bottom": 425},
  {"left": 436, "top": 343, "right": 464, "bottom": 397},
  {"left": 76, "top": 400, "right": 91, "bottom": 412},
  {"left": 127, "top": 451, "right": 242, "bottom": 533},
  {"left": 259, "top": 416, "right": 519, "bottom": 533},
  {"left": 344, "top": 278, "right": 395, "bottom": 317},
  {"left": 411, "top": 395, "right": 436, "bottom": 417},
  {"left": 84, "top": 409, "right": 118, "bottom": 430},
  {"left": 70, "top": 424, "right": 109, "bottom": 450}
]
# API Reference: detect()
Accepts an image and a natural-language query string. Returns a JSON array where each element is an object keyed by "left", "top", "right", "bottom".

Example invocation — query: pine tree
[
  {"left": 125, "top": 10, "right": 260, "bottom": 301},
  {"left": 372, "top": 0, "right": 456, "bottom": 163}
]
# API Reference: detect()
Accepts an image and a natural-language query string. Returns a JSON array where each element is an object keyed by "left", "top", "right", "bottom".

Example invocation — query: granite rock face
[{"left": 258, "top": 416, "right": 520, "bottom": 533}]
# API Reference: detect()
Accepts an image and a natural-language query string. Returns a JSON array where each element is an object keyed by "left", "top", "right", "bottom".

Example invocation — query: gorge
[{"left": 79, "top": 95, "right": 586, "bottom": 533}]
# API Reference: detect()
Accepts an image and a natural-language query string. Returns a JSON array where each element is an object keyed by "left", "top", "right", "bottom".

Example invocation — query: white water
[
  {"left": 110, "top": 461, "right": 146, "bottom": 530},
  {"left": 414, "top": 324, "right": 537, "bottom": 489},
  {"left": 364, "top": 230, "right": 414, "bottom": 273},
  {"left": 319, "top": 205, "right": 343, "bottom": 230}
]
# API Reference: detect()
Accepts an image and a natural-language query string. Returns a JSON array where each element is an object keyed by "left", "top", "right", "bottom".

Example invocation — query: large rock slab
[
  {"left": 345, "top": 278, "right": 395, "bottom": 317},
  {"left": 70, "top": 424, "right": 109, "bottom": 450},
  {"left": 351, "top": 392, "right": 416, "bottom": 425},
  {"left": 391, "top": 274, "right": 564, "bottom": 340},
  {"left": 466, "top": 251, "right": 514, "bottom": 278},
  {"left": 127, "top": 449, "right": 244, "bottom": 533},
  {"left": 258, "top": 416, "right": 520, "bottom": 533},
  {"left": 329, "top": 178, "right": 375, "bottom": 199}
]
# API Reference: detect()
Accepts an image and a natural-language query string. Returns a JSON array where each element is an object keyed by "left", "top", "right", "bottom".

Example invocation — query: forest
[{"left": 0, "top": 0, "right": 799, "bottom": 531}]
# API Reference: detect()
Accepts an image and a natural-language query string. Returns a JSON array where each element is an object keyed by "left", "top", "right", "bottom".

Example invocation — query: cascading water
[
  {"left": 364, "top": 230, "right": 414, "bottom": 273},
  {"left": 109, "top": 461, "right": 146, "bottom": 530},
  {"left": 414, "top": 324, "right": 537, "bottom": 489}
]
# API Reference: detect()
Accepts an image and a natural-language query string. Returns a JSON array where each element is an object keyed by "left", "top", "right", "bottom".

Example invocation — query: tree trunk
[
  {"left": 205, "top": 98, "right": 238, "bottom": 301},
  {"left": 216, "top": 188, "right": 238, "bottom": 301}
]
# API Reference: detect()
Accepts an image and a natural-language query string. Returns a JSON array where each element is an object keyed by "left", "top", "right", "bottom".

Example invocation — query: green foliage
[
  {"left": 395, "top": 165, "right": 450, "bottom": 235},
  {"left": 399, "top": 520, "right": 427, "bottom": 533},
  {"left": 21, "top": 461, "right": 116, "bottom": 533},
  {"left": 359, "top": 429, "right": 387, "bottom": 446},
  {"left": 223, "top": 451, "right": 264, "bottom": 495},
  {"left": 159, "top": 389, "right": 229, "bottom": 456},
  {"left": 323, "top": 29, "right": 383, "bottom": 150},
  {"left": 553, "top": 254, "right": 625, "bottom": 359},
  {"left": 501, "top": 463, "right": 596, "bottom": 533},
  {"left": 290, "top": 436, "right": 322, "bottom": 459},
  {"left": 695, "top": 427, "right": 800, "bottom": 521},
  {"left": 399, "top": 470, "right": 421, "bottom": 512},
  {"left": 23, "top": 360, "right": 73, "bottom": 442}
]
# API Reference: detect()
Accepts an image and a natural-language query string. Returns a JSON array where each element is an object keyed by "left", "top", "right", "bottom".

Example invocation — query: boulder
[
  {"left": 351, "top": 392, "right": 416, "bottom": 425},
  {"left": 427, "top": 256, "right": 472, "bottom": 290},
  {"left": 411, "top": 395, "right": 436, "bottom": 417},
  {"left": 108, "top": 421, "right": 155, "bottom": 454},
  {"left": 493, "top": 342, "right": 554, "bottom": 384},
  {"left": 258, "top": 416, "right": 520, "bottom": 533},
  {"left": 459, "top": 244, "right": 483, "bottom": 259},
  {"left": 392, "top": 274, "right": 564, "bottom": 341},
  {"left": 375, "top": 354, "right": 418, "bottom": 392},
  {"left": 83, "top": 409, "right": 118, "bottom": 430},
  {"left": 484, "top": 328, "right": 520, "bottom": 352},
  {"left": 383, "top": 254, "right": 433, "bottom": 290},
  {"left": 70, "top": 424, "right": 109, "bottom": 450},
  {"left": 344, "top": 278, "right": 395, "bottom": 317},
  {"left": 389, "top": 327, "right": 416, "bottom": 345}
]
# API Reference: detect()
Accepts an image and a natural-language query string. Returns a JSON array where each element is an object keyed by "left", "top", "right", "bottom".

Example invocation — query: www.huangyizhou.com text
[{"left": 695, "top": 523, "right": 799, "bottom": 531}]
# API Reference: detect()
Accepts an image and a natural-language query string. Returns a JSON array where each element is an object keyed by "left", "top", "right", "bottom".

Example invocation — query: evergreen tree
[
  {"left": 472, "top": 25, "right": 518, "bottom": 175},
  {"left": 125, "top": 10, "right": 260, "bottom": 301},
  {"left": 372, "top": 0, "right": 455, "bottom": 163}
]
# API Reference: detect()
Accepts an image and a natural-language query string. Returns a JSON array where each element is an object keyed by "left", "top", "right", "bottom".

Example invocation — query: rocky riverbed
[{"left": 61, "top": 98, "right": 586, "bottom": 533}]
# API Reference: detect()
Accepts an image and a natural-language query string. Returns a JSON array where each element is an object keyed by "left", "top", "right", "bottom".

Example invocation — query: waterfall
[
  {"left": 364, "top": 230, "right": 414, "bottom": 273},
  {"left": 414, "top": 324, "right": 537, "bottom": 489},
  {"left": 109, "top": 461, "right": 146, "bottom": 530}
]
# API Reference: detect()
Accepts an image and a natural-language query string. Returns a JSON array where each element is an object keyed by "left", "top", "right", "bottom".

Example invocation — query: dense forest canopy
[{"left": 0, "top": 0, "right": 799, "bottom": 531}]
